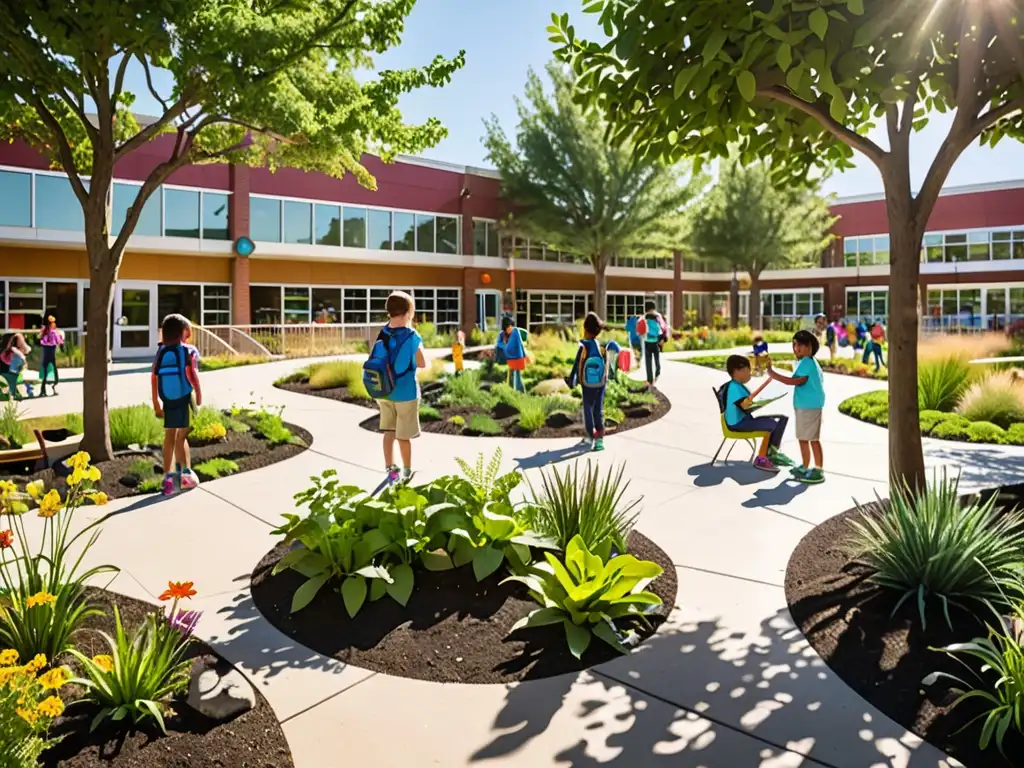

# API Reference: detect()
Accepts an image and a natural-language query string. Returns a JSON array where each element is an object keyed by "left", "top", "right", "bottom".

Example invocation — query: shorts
[
  {"left": 795, "top": 408, "right": 822, "bottom": 441},
  {"left": 163, "top": 397, "right": 193, "bottom": 430},
  {"left": 378, "top": 398, "right": 420, "bottom": 440}
]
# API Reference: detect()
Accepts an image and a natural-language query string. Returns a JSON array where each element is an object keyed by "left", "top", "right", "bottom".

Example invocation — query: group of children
[{"left": 0, "top": 318, "right": 65, "bottom": 399}]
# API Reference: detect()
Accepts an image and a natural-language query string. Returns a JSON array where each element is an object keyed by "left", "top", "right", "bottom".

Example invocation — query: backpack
[
  {"left": 363, "top": 326, "right": 414, "bottom": 399},
  {"left": 580, "top": 339, "right": 607, "bottom": 389},
  {"left": 643, "top": 314, "right": 663, "bottom": 343},
  {"left": 493, "top": 336, "right": 508, "bottom": 364},
  {"left": 154, "top": 345, "right": 193, "bottom": 403}
]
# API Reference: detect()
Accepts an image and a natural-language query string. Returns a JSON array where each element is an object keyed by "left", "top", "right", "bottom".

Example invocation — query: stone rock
[
  {"left": 421, "top": 381, "right": 444, "bottom": 396},
  {"left": 546, "top": 410, "right": 575, "bottom": 429},
  {"left": 479, "top": 381, "right": 494, "bottom": 391},
  {"left": 492, "top": 402, "right": 519, "bottom": 420},
  {"left": 532, "top": 378, "right": 570, "bottom": 397},
  {"left": 624, "top": 405, "right": 653, "bottom": 419},
  {"left": 187, "top": 660, "right": 255, "bottom": 722}
]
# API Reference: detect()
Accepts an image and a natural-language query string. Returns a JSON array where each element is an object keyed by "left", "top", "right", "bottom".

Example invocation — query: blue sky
[{"left": 124, "top": 0, "right": 1024, "bottom": 199}]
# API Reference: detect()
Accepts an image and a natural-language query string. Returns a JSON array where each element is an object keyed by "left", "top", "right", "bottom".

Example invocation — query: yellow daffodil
[
  {"left": 68, "top": 468, "right": 85, "bottom": 486},
  {"left": 36, "top": 695, "right": 64, "bottom": 718},
  {"left": 0, "top": 666, "right": 21, "bottom": 686},
  {"left": 25, "top": 654, "right": 46, "bottom": 673},
  {"left": 68, "top": 451, "right": 91, "bottom": 470},
  {"left": 0, "top": 480, "right": 15, "bottom": 500},
  {"left": 37, "top": 489, "right": 62, "bottom": 518},
  {"left": 92, "top": 654, "right": 114, "bottom": 673},
  {"left": 0, "top": 649, "right": 18, "bottom": 666},
  {"left": 16, "top": 706, "right": 39, "bottom": 726},
  {"left": 87, "top": 491, "right": 109, "bottom": 506},
  {"left": 24, "top": 479, "right": 44, "bottom": 500},
  {"left": 25, "top": 592, "right": 56, "bottom": 609},
  {"left": 37, "top": 667, "right": 69, "bottom": 690}
]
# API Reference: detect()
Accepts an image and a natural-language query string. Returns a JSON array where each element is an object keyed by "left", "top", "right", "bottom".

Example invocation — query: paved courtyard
[{"left": 17, "top": 349, "right": 1021, "bottom": 767}]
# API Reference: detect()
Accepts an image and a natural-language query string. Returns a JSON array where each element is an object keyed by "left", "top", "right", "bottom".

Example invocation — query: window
[
  {"left": 203, "top": 193, "right": 229, "bottom": 240},
  {"left": 283, "top": 201, "right": 312, "bottom": 244},
  {"left": 203, "top": 285, "right": 231, "bottom": 325},
  {"left": 413, "top": 289, "right": 435, "bottom": 325},
  {"left": 343, "top": 288, "right": 369, "bottom": 325},
  {"left": 283, "top": 287, "right": 310, "bottom": 323},
  {"left": 368, "top": 209, "right": 392, "bottom": 250},
  {"left": 369, "top": 288, "right": 391, "bottom": 323},
  {"left": 251, "top": 198, "right": 282, "bottom": 242},
  {"left": 164, "top": 188, "right": 200, "bottom": 238},
  {"left": 8, "top": 281, "right": 44, "bottom": 328},
  {"left": 312, "top": 288, "right": 341, "bottom": 323},
  {"left": 436, "top": 216, "right": 458, "bottom": 254},
  {"left": 0, "top": 282, "right": 5, "bottom": 328},
  {"left": 1015, "top": 232, "right": 1024, "bottom": 260},
  {"left": 924, "top": 233, "right": 944, "bottom": 262},
  {"left": 846, "top": 289, "right": 888, "bottom": 319},
  {"left": 993, "top": 231, "right": 1012, "bottom": 260},
  {"left": 436, "top": 289, "right": 460, "bottom": 327},
  {"left": 45, "top": 282, "right": 77, "bottom": 328},
  {"left": 873, "top": 236, "right": 890, "bottom": 264},
  {"left": 473, "top": 219, "right": 489, "bottom": 256},
  {"left": 158, "top": 284, "right": 201, "bottom": 325},
  {"left": 249, "top": 286, "right": 282, "bottom": 324},
  {"left": 35, "top": 175, "right": 84, "bottom": 231},
  {"left": 415, "top": 214, "right": 435, "bottom": 253},
  {"left": 393, "top": 212, "right": 415, "bottom": 251},
  {"left": 523, "top": 293, "right": 591, "bottom": 328},
  {"left": 0, "top": 171, "right": 31, "bottom": 227},
  {"left": 343, "top": 207, "right": 367, "bottom": 248},
  {"left": 111, "top": 182, "right": 161, "bottom": 237},
  {"left": 315, "top": 204, "right": 341, "bottom": 246}
]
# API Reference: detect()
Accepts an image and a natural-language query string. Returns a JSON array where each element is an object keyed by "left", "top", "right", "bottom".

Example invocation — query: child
[
  {"left": 39, "top": 315, "right": 65, "bottom": 397},
  {"left": 604, "top": 337, "right": 622, "bottom": 383},
  {"left": 720, "top": 354, "right": 792, "bottom": 472},
  {"left": 496, "top": 315, "right": 527, "bottom": 392},
  {"left": 452, "top": 329, "right": 466, "bottom": 375},
  {"left": 0, "top": 333, "right": 33, "bottom": 400},
  {"left": 767, "top": 329, "right": 826, "bottom": 484},
  {"left": 846, "top": 319, "right": 858, "bottom": 350},
  {"left": 151, "top": 314, "right": 202, "bottom": 495},
  {"left": 863, "top": 322, "right": 886, "bottom": 371},
  {"left": 751, "top": 333, "right": 769, "bottom": 375},
  {"left": 568, "top": 312, "right": 609, "bottom": 451},
  {"left": 625, "top": 312, "right": 642, "bottom": 370},
  {"left": 637, "top": 301, "right": 667, "bottom": 387},
  {"left": 371, "top": 291, "right": 426, "bottom": 486}
]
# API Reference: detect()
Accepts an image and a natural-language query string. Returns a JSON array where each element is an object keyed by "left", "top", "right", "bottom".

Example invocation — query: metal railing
[{"left": 203, "top": 324, "right": 380, "bottom": 358}]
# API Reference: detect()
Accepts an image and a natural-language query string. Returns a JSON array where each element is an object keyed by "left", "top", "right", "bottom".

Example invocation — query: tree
[
  {"left": 0, "top": 0, "right": 463, "bottom": 461},
  {"left": 482, "top": 63, "right": 704, "bottom": 319},
  {"left": 689, "top": 160, "right": 836, "bottom": 329},
  {"left": 551, "top": 1, "right": 1024, "bottom": 489}
]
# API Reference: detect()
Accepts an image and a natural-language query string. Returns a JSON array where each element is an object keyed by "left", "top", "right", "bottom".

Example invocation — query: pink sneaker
[
  {"left": 161, "top": 474, "right": 176, "bottom": 496},
  {"left": 180, "top": 469, "right": 200, "bottom": 490},
  {"left": 753, "top": 456, "right": 778, "bottom": 472}
]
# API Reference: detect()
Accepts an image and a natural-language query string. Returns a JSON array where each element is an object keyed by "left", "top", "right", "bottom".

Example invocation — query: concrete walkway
[{"left": 15, "top": 351, "right": 1019, "bottom": 767}]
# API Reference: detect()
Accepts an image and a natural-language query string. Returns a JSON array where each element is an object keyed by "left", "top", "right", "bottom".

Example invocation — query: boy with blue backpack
[
  {"left": 151, "top": 314, "right": 202, "bottom": 495},
  {"left": 567, "top": 312, "right": 610, "bottom": 452},
  {"left": 363, "top": 291, "right": 425, "bottom": 486}
]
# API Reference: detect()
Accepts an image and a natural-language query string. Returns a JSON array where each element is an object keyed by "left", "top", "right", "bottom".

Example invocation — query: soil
[
  {"left": 41, "top": 588, "right": 294, "bottom": 768},
  {"left": 0, "top": 418, "right": 312, "bottom": 500},
  {"left": 251, "top": 531, "right": 678, "bottom": 685},
  {"left": 785, "top": 502, "right": 1024, "bottom": 768}
]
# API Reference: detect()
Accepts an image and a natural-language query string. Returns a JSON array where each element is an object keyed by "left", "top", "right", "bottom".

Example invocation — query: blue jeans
[
  {"left": 730, "top": 414, "right": 788, "bottom": 449},
  {"left": 862, "top": 341, "right": 884, "bottom": 370},
  {"left": 507, "top": 367, "right": 524, "bottom": 392},
  {"left": 582, "top": 386, "right": 605, "bottom": 438}
]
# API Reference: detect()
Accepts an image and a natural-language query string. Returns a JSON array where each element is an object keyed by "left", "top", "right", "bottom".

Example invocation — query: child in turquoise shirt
[{"left": 767, "top": 330, "right": 825, "bottom": 484}]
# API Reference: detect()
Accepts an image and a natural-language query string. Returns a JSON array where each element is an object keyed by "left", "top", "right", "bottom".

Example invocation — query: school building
[{"left": 2, "top": 133, "right": 1024, "bottom": 358}]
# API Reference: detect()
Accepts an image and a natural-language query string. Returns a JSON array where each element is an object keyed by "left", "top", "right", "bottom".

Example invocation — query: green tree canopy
[
  {"left": 0, "top": 0, "right": 463, "bottom": 460},
  {"left": 689, "top": 160, "right": 836, "bottom": 328},
  {"left": 482, "top": 63, "right": 706, "bottom": 320},
  {"left": 551, "top": 0, "right": 1024, "bottom": 488}
]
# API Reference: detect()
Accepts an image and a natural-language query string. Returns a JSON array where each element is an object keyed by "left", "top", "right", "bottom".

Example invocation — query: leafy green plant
[
  {"left": 126, "top": 459, "right": 157, "bottom": 480},
  {"left": 250, "top": 406, "right": 294, "bottom": 445},
  {"left": 191, "top": 406, "right": 225, "bottom": 432},
  {"left": 64, "top": 412, "right": 84, "bottom": 435},
  {"left": 517, "top": 398, "right": 547, "bottom": 432},
  {"left": 918, "top": 409, "right": 947, "bottom": 434},
  {"left": 605, "top": 406, "right": 625, "bottom": 425},
  {"left": 506, "top": 535, "right": 662, "bottom": 659},
  {"left": 275, "top": 367, "right": 311, "bottom": 385},
  {"left": 967, "top": 422, "right": 1008, "bottom": 444},
  {"left": 847, "top": 472, "right": 1024, "bottom": 629},
  {"left": 449, "top": 415, "right": 466, "bottom": 427},
  {"left": 419, "top": 405, "right": 441, "bottom": 422},
  {"left": 468, "top": 414, "right": 502, "bottom": 435},
  {"left": 137, "top": 478, "right": 162, "bottom": 494},
  {"left": 193, "top": 458, "right": 239, "bottom": 479},
  {"left": 957, "top": 371, "right": 1024, "bottom": 428},
  {"left": 109, "top": 404, "right": 163, "bottom": 449},
  {"left": 918, "top": 357, "right": 972, "bottom": 412},
  {"left": 440, "top": 370, "right": 496, "bottom": 410},
  {"left": 523, "top": 461, "right": 640, "bottom": 561},
  {"left": 1007, "top": 424, "right": 1024, "bottom": 446},
  {"left": 0, "top": 401, "right": 31, "bottom": 448},
  {"left": 306, "top": 361, "right": 370, "bottom": 399},
  {"left": 931, "top": 418, "right": 971, "bottom": 441}
]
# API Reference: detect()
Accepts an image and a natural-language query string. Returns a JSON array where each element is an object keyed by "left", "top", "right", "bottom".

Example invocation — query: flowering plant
[
  {"left": 69, "top": 580, "right": 200, "bottom": 734},
  {"left": 0, "top": 649, "right": 70, "bottom": 766},
  {"left": 0, "top": 452, "right": 118, "bottom": 661}
]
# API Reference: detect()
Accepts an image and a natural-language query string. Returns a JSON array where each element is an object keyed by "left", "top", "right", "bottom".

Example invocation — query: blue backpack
[
  {"left": 580, "top": 339, "right": 607, "bottom": 389},
  {"left": 154, "top": 345, "right": 193, "bottom": 402},
  {"left": 363, "top": 327, "right": 414, "bottom": 399}
]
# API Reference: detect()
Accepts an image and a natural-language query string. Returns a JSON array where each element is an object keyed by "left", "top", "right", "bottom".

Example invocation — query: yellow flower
[
  {"left": 36, "top": 695, "right": 64, "bottom": 718},
  {"left": 24, "top": 479, "right": 45, "bottom": 500},
  {"left": 68, "top": 451, "right": 91, "bottom": 470},
  {"left": 25, "top": 592, "right": 56, "bottom": 609},
  {"left": 0, "top": 480, "right": 15, "bottom": 499},
  {"left": 16, "top": 706, "right": 39, "bottom": 726},
  {"left": 37, "top": 489, "right": 62, "bottom": 518},
  {"left": 24, "top": 654, "right": 46, "bottom": 673},
  {"left": 0, "top": 649, "right": 18, "bottom": 667},
  {"left": 68, "top": 468, "right": 85, "bottom": 487},
  {"left": 92, "top": 654, "right": 114, "bottom": 673},
  {"left": 87, "top": 492, "right": 108, "bottom": 506},
  {"left": 86, "top": 466, "right": 101, "bottom": 482},
  {"left": 0, "top": 666, "right": 21, "bottom": 686},
  {"left": 37, "top": 667, "right": 69, "bottom": 690}
]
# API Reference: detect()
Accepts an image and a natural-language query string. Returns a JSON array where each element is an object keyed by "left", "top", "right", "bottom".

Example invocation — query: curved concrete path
[{"left": 17, "top": 350, "right": 1020, "bottom": 767}]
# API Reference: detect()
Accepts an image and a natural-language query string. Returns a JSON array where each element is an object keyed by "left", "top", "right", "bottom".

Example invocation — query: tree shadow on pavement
[
  {"left": 687, "top": 462, "right": 764, "bottom": 488},
  {"left": 925, "top": 443, "right": 1024, "bottom": 490},
  {"left": 514, "top": 442, "right": 594, "bottom": 471}
]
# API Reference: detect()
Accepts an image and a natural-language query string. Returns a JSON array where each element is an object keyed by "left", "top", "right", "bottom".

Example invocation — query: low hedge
[{"left": 839, "top": 390, "right": 1024, "bottom": 445}]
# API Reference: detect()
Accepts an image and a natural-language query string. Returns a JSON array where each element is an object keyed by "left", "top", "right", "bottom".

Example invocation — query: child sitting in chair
[
  {"left": 751, "top": 334, "right": 770, "bottom": 375},
  {"left": 720, "top": 354, "right": 793, "bottom": 472}
]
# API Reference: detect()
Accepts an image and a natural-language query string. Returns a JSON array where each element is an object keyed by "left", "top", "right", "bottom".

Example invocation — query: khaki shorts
[
  {"left": 795, "top": 408, "right": 822, "bottom": 441},
  {"left": 378, "top": 399, "right": 420, "bottom": 440}
]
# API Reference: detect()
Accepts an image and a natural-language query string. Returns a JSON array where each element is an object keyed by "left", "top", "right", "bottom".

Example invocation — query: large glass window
[
  {"left": 415, "top": 214, "right": 435, "bottom": 253},
  {"left": 846, "top": 289, "right": 888, "bottom": 320},
  {"left": 249, "top": 286, "right": 282, "bottom": 324},
  {"left": 158, "top": 284, "right": 201, "bottom": 325},
  {"left": 8, "top": 281, "right": 44, "bottom": 328},
  {"left": 342, "top": 207, "right": 367, "bottom": 248},
  {"left": 203, "top": 285, "right": 231, "bottom": 325},
  {"left": 202, "top": 193, "right": 229, "bottom": 240},
  {"left": 436, "top": 289, "right": 460, "bottom": 327},
  {"left": 45, "top": 282, "right": 78, "bottom": 328},
  {"left": 283, "top": 287, "right": 310, "bottom": 323},
  {"left": 343, "top": 288, "right": 369, "bottom": 325},
  {"left": 0, "top": 171, "right": 32, "bottom": 227},
  {"left": 473, "top": 219, "right": 489, "bottom": 256},
  {"left": 35, "top": 175, "right": 84, "bottom": 231},
  {"left": 436, "top": 216, "right": 458, "bottom": 254},
  {"left": 312, "top": 288, "right": 341, "bottom": 323},
  {"left": 368, "top": 209, "right": 392, "bottom": 250},
  {"left": 283, "top": 201, "right": 312, "bottom": 244},
  {"left": 164, "top": 188, "right": 200, "bottom": 238},
  {"left": 993, "top": 231, "right": 1012, "bottom": 260},
  {"left": 111, "top": 182, "right": 161, "bottom": 237},
  {"left": 369, "top": 288, "right": 391, "bottom": 323},
  {"left": 393, "top": 212, "right": 415, "bottom": 251},
  {"left": 251, "top": 198, "right": 282, "bottom": 242},
  {"left": 315, "top": 204, "right": 341, "bottom": 246}
]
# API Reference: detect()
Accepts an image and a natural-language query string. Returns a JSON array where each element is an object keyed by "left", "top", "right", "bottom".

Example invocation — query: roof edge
[{"left": 834, "top": 178, "right": 1024, "bottom": 206}]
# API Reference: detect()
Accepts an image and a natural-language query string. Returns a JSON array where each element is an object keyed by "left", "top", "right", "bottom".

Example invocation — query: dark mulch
[
  {"left": 42, "top": 588, "right": 294, "bottom": 768},
  {"left": 785, "top": 504, "right": 1024, "bottom": 768},
  {"left": 0, "top": 421, "right": 312, "bottom": 500},
  {"left": 251, "top": 531, "right": 678, "bottom": 685}
]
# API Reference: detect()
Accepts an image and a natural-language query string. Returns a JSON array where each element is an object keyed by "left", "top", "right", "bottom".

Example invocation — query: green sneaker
[
  {"left": 768, "top": 448, "right": 795, "bottom": 467},
  {"left": 799, "top": 468, "right": 825, "bottom": 484},
  {"left": 593, "top": 438, "right": 605, "bottom": 452},
  {"left": 790, "top": 465, "right": 808, "bottom": 479}
]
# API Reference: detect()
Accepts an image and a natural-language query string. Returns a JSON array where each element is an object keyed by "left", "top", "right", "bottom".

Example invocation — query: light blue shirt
[
  {"left": 386, "top": 328, "right": 422, "bottom": 402},
  {"left": 724, "top": 380, "right": 751, "bottom": 427},
  {"left": 793, "top": 356, "right": 825, "bottom": 410}
]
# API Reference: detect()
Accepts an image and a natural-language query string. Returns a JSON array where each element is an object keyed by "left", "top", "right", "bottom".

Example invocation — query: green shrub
[
  {"left": 137, "top": 477, "right": 162, "bottom": 493},
  {"left": 468, "top": 414, "right": 502, "bottom": 435},
  {"left": 957, "top": 371, "right": 1024, "bottom": 428},
  {"left": 861, "top": 404, "right": 889, "bottom": 426},
  {"left": 110, "top": 404, "right": 164, "bottom": 449},
  {"left": 517, "top": 399, "right": 547, "bottom": 432},
  {"left": 251, "top": 408, "right": 294, "bottom": 445},
  {"left": 191, "top": 406, "right": 225, "bottom": 431},
  {"left": 199, "top": 354, "right": 269, "bottom": 372},
  {"left": 419, "top": 405, "right": 441, "bottom": 422},
  {"left": 194, "top": 457, "right": 240, "bottom": 479},
  {"left": 306, "top": 361, "right": 369, "bottom": 398},
  {"left": 931, "top": 418, "right": 971, "bottom": 441},
  {"left": 605, "top": 406, "right": 625, "bottom": 425},
  {"left": 449, "top": 415, "right": 466, "bottom": 427},
  {"left": 623, "top": 391, "right": 658, "bottom": 407},
  {"left": 0, "top": 401, "right": 30, "bottom": 448},
  {"left": 966, "top": 421, "right": 1007, "bottom": 444},
  {"left": 275, "top": 367, "right": 311, "bottom": 385},
  {"left": 918, "top": 410, "right": 946, "bottom": 434},
  {"left": 542, "top": 395, "right": 581, "bottom": 414},
  {"left": 918, "top": 357, "right": 972, "bottom": 411},
  {"left": 847, "top": 472, "right": 1024, "bottom": 629},
  {"left": 1007, "top": 423, "right": 1024, "bottom": 446},
  {"left": 127, "top": 459, "right": 157, "bottom": 479},
  {"left": 440, "top": 370, "right": 496, "bottom": 410}
]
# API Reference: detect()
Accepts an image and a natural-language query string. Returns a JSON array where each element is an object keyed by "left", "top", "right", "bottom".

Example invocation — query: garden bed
[
  {"left": 41, "top": 587, "right": 294, "bottom": 768},
  {"left": 785, "top": 496, "right": 1024, "bottom": 768},
  {"left": 251, "top": 529, "right": 676, "bottom": 684}
]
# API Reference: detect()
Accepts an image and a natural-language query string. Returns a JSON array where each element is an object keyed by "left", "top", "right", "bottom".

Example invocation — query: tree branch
[
  {"left": 954, "top": 2, "right": 985, "bottom": 121},
  {"left": 113, "top": 52, "right": 132, "bottom": 105},
  {"left": 29, "top": 95, "right": 89, "bottom": 208},
  {"left": 110, "top": 159, "right": 183, "bottom": 258},
  {"left": 756, "top": 86, "right": 887, "bottom": 170},
  {"left": 253, "top": 0, "right": 358, "bottom": 83},
  {"left": 974, "top": 97, "right": 1024, "bottom": 136},
  {"left": 137, "top": 54, "right": 171, "bottom": 113},
  {"left": 114, "top": 89, "right": 194, "bottom": 161}
]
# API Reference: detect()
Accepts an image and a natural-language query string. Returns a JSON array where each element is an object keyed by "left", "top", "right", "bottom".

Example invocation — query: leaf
[
  {"left": 785, "top": 63, "right": 804, "bottom": 93},
  {"left": 341, "top": 575, "right": 368, "bottom": 618},
  {"left": 271, "top": 547, "right": 310, "bottom": 576},
  {"left": 593, "top": 620, "right": 629, "bottom": 654},
  {"left": 563, "top": 619, "right": 592, "bottom": 659},
  {"left": 369, "top": 577, "right": 387, "bottom": 602},
  {"left": 386, "top": 563, "right": 414, "bottom": 606},
  {"left": 702, "top": 29, "right": 728, "bottom": 63},
  {"left": 776, "top": 43, "right": 792, "bottom": 71},
  {"left": 736, "top": 70, "right": 756, "bottom": 102},
  {"left": 473, "top": 546, "right": 506, "bottom": 581},
  {"left": 421, "top": 550, "right": 455, "bottom": 571},
  {"left": 667, "top": 130, "right": 678, "bottom": 146},
  {"left": 452, "top": 537, "right": 476, "bottom": 568},
  {"left": 511, "top": 607, "right": 565, "bottom": 632},
  {"left": 809, "top": 8, "right": 828, "bottom": 40},
  {"left": 354, "top": 564, "right": 392, "bottom": 583},
  {"left": 673, "top": 66, "right": 698, "bottom": 99},
  {"left": 291, "top": 573, "right": 330, "bottom": 613},
  {"left": 846, "top": 0, "right": 865, "bottom": 14},
  {"left": 829, "top": 94, "right": 848, "bottom": 122}
]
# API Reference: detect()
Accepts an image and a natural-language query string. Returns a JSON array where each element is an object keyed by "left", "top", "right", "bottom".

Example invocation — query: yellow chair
[{"left": 712, "top": 385, "right": 771, "bottom": 465}]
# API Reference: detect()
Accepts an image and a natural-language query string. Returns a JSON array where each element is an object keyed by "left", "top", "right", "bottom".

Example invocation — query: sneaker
[
  {"left": 768, "top": 448, "right": 795, "bottom": 467},
  {"left": 161, "top": 474, "right": 176, "bottom": 496},
  {"left": 181, "top": 469, "right": 200, "bottom": 490},
  {"left": 753, "top": 456, "right": 778, "bottom": 472},
  {"left": 386, "top": 465, "right": 401, "bottom": 486},
  {"left": 592, "top": 438, "right": 605, "bottom": 452},
  {"left": 400, "top": 468, "right": 415, "bottom": 485},
  {"left": 800, "top": 468, "right": 825, "bottom": 484}
]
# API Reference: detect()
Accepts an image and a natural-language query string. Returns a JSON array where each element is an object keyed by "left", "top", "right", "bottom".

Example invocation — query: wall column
[
  {"left": 232, "top": 257, "right": 251, "bottom": 325},
  {"left": 229, "top": 163, "right": 251, "bottom": 325},
  {"left": 671, "top": 250, "right": 683, "bottom": 329},
  {"left": 461, "top": 268, "right": 477, "bottom": 336}
]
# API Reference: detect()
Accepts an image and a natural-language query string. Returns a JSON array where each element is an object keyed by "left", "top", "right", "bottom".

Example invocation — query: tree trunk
[
  {"left": 747, "top": 272, "right": 761, "bottom": 330},
  {"left": 79, "top": 248, "right": 116, "bottom": 462},
  {"left": 729, "top": 273, "right": 739, "bottom": 329},
  {"left": 885, "top": 203, "right": 926, "bottom": 491},
  {"left": 593, "top": 259, "right": 608, "bottom": 320}
]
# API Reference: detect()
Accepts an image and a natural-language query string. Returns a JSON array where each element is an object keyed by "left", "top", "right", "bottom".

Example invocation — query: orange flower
[
  {"left": 24, "top": 654, "right": 47, "bottom": 673},
  {"left": 0, "top": 530, "right": 12, "bottom": 549},
  {"left": 25, "top": 592, "right": 56, "bottom": 609},
  {"left": 158, "top": 581, "right": 197, "bottom": 601}
]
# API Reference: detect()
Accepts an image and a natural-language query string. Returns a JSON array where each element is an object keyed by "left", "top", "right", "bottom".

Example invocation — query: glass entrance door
[
  {"left": 475, "top": 290, "right": 501, "bottom": 332},
  {"left": 113, "top": 282, "right": 158, "bottom": 358}
]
